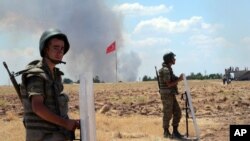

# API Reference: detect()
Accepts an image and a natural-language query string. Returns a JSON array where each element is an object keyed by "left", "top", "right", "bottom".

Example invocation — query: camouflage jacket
[
  {"left": 158, "top": 63, "right": 178, "bottom": 94},
  {"left": 20, "top": 60, "right": 69, "bottom": 138}
]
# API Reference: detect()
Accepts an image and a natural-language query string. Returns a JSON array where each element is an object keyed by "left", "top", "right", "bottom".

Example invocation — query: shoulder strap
[{"left": 16, "top": 60, "right": 42, "bottom": 77}]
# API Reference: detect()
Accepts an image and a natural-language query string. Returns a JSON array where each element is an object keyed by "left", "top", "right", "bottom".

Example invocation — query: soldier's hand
[
  {"left": 64, "top": 119, "right": 80, "bottom": 131},
  {"left": 75, "top": 119, "right": 80, "bottom": 129}
]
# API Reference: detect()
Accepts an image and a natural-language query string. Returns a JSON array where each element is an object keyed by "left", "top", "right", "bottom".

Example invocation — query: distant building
[
  {"left": 224, "top": 66, "right": 250, "bottom": 81},
  {"left": 234, "top": 71, "right": 250, "bottom": 80}
]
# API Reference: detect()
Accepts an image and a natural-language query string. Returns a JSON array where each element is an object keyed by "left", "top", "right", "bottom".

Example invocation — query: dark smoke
[
  {"left": 1, "top": 0, "right": 141, "bottom": 82},
  {"left": 118, "top": 52, "right": 141, "bottom": 81}
]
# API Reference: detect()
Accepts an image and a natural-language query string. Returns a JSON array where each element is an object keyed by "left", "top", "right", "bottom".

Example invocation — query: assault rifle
[
  {"left": 3, "top": 62, "right": 23, "bottom": 104},
  {"left": 155, "top": 66, "right": 160, "bottom": 93}
]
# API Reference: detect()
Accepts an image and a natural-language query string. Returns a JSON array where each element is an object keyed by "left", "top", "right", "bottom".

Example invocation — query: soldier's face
[{"left": 46, "top": 38, "right": 65, "bottom": 61}]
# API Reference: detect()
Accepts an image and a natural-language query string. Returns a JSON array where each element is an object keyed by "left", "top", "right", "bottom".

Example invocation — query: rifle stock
[
  {"left": 3, "top": 62, "right": 23, "bottom": 103},
  {"left": 155, "top": 66, "right": 160, "bottom": 92}
]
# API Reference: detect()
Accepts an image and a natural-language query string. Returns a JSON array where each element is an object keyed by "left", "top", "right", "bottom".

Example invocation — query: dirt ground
[{"left": 0, "top": 80, "right": 249, "bottom": 141}]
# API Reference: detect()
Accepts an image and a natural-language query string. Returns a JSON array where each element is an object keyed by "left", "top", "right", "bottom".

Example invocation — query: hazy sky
[{"left": 1, "top": 0, "right": 250, "bottom": 85}]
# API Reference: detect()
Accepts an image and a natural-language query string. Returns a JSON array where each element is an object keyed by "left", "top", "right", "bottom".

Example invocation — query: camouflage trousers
[
  {"left": 160, "top": 92, "right": 182, "bottom": 129},
  {"left": 26, "top": 129, "right": 66, "bottom": 141}
]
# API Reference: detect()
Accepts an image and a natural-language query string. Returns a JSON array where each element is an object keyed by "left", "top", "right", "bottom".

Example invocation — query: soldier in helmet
[
  {"left": 20, "top": 28, "right": 80, "bottom": 141},
  {"left": 158, "top": 52, "right": 184, "bottom": 139}
]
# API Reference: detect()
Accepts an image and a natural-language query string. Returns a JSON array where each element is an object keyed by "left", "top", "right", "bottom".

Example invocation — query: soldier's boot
[
  {"left": 163, "top": 128, "right": 172, "bottom": 138},
  {"left": 172, "top": 126, "right": 184, "bottom": 139}
]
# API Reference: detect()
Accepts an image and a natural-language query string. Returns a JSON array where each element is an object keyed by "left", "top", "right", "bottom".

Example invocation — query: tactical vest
[
  {"left": 159, "top": 66, "right": 170, "bottom": 89},
  {"left": 20, "top": 60, "right": 69, "bottom": 134},
  {"left": 158, "top": 64, "right": 178, "bottom": 94}
]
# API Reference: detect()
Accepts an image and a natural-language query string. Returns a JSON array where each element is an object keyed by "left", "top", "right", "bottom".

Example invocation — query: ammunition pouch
[
  {"left": 57, "top": 93, "right": 76, "bottom": 140},
  {"left": 58, "top": 92, "right": 69, "bottom": 118}
]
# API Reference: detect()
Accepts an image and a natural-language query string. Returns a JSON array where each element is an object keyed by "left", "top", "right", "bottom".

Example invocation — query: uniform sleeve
[{"left": 26, "top": 76, "right": 45, "bottom": 99}]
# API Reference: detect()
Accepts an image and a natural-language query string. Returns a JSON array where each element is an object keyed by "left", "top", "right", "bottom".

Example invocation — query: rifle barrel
[
  {"left": 155, "top": 66, "right": 160, "bottom": 92},
  {"left": 3, "top": 61, "right": 23, "bottom": 103}
]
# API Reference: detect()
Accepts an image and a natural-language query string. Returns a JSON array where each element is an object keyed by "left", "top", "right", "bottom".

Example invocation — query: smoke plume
[{"left": 0, "top": 0, "right": 141, "bottom": 82}]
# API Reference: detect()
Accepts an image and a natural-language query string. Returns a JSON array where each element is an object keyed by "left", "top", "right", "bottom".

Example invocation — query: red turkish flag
[{"left": 106, "top": 41, "right": 116, "bottom": 54}]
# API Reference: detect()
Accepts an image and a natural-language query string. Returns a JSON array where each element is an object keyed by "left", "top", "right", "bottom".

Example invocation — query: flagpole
[{"left": 115, "top": 43, "right": 118, "bottom": 83}]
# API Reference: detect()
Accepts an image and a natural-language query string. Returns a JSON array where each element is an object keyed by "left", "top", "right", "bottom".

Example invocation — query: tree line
[
  {"left": 142, "top": 72, "right": 222, "bottom": 81},
  {"left": 63, "top": 75, "right": 105, "bottom": 84},
  {"left": 63, "top": 72, "right": 223, "bottom": 84}
]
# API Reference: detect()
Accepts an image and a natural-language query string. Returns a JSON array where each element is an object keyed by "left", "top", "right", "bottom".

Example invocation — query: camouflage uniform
[
  {"left": 159, "top": 63, "right": 181, "bottom": 130},
  {"left": 20, "top": 60, "right": 70, "bottom": 141}
]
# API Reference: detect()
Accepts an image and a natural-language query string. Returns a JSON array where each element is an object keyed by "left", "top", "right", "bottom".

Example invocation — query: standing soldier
[
  {"left": 20, "top": 28, "right": 80, "bottom": 141},
  {"left": 158, "top": 52, "right": 184, "bottom": 139}
]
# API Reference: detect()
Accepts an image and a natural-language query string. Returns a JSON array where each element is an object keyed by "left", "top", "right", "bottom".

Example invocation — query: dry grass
[
  {"left": 1, "top": 80, "right": 250, "bottom": 141},
  {"left": 0, "top": 86, "right": 16, "bottom": 95},
  {"left": 96, "top": 114, "right": 161, "bottom": 141},
  {"left": 1, "top": 112, "right": 193, "bottom": 141},
  {"left": 0, "top": 117, "right": 25, "bottom": 141},
  {"left": 0, "top": 99, "right": 7, "bottom": 107}
]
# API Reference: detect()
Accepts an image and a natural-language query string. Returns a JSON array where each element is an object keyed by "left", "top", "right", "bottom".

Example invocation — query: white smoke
[{"left": 0, "top": 0, "right": 141, "bottom": 82}]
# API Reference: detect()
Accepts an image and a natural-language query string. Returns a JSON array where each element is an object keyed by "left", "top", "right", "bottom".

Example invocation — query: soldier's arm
[
  {"left": 166, "top": 74, "right": 183, "bottom": 88},
  {"left": 31, "top": 95, "right": 78, "bottom": 131},
  {"left": 26, "top": 76, "right": 79, "bottom": 131}
]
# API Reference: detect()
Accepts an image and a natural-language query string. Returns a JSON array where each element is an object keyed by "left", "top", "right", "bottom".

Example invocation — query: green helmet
[
  {"left": 163, "top": 52, "right": 176, "bottom": 63},
  {"left": 39, "top": 28, "right": 70, "bottom": 57}
]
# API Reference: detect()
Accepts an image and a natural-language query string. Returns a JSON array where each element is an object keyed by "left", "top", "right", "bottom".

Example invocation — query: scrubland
[{"left": 0, "top": 80, "right": 249, "bottom": 141}]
